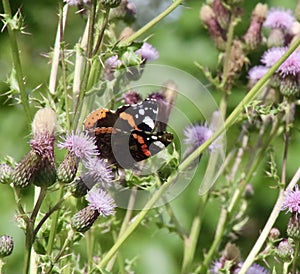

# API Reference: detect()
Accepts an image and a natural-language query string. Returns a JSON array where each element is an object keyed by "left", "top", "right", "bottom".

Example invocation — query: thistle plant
[{"left": 1, "top": 0, "right": 300, "bottom": 273}]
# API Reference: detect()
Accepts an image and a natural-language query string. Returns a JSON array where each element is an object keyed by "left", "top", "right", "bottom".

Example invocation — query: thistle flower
[
  {"left": 82, "top": 157, "right": 113, "bottom": 187},
  {"left": 261, "top": 47, "right": 300, "bottom": 96},
  {"left": 70, "top": 187, "right": 116, "bottom": 232},
  {"left": 264, "top": 8, "right": 296, "bottom": 31},
  {"left": 86, "top": 188, "right": 116, "bottom": 217},
  {"left": 248, "top": 65, "right": 269, "bottom": 86},
  {"left": 122, "top": 90, "right": 142, "bottom": 104},
  {"left": 281, "top": 184, "right": 300, "bottom": 214},
  {"left": 135, "top": 42, "right": 159, "bottom": 62},
  {"left": 0, "top": 235, "right": 14, "bottom": 258},
  {"left": 104, "top": 55, "right": 122, "bottom": 81},
  {"left": 184, "top": 124, "right": 213, "bottom": 149},
  {"left": 276, "top": 239, "right": 293, "bottom": 262},
  {"left": 243, "top": 3, "right": 267, "bottom": 50},
  {"left": 12, "top": 108, "right": 57, "bottom": 188},
  {"left": 57, "top": 132, "right": 99, "bottom": 162}
]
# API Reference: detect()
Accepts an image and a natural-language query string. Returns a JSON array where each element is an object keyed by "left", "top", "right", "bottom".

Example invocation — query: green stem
[
  {"left": 181, "top": 194, "right": 208, "bottom": 273},
  {"left": 0, "top": 259, "right": 3, "bottom": 274},
  {"left": 23, "top": 187, "right": 47, "bottom": 274},
  {"left": 119, "top": 0, "right": 184, "bottom": 47},
  {"left": 106, "top": 187, "right": 137, "bottom": 271},
  {"left": 220, "top": 15, "right": 237, "bottom": 91},
  {"left": 47, "top": 188, "right": 64, "bottom": 254},
  {"left": 239, "top": 167, "right": 300, "bottom": 274},
  {"left": 292, "top": 240, "right": 300, "bottom": 274},
  {"left": 2, "top": 0, "right": 32, "bottom": 122}
]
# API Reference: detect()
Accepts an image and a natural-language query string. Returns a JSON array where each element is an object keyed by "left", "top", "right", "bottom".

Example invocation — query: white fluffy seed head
[{"left": 32, "top": 108, "right": 56, "bottom": 136}]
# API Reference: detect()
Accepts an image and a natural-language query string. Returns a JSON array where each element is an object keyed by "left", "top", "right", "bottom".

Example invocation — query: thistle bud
[
  {"left": 70, "top": 177, "right": 89, "bottom": 198},
  {"left": 0, "top": 235, "right": 14, "bottom": 258},
  {"left": 279, "top": 75, "right": 299, "bottom": 97},
  {"left": 243, "top": 3, "right": 267, "bottom": 50},
  {"left": 71, "top": 206, "right": 100, "bottom": 233},
  {"left": 200, "top": 5, "right": 226, "bottom": 51},
  {"left": 57, "top": 152, "right": 78, "bottom": 184},
  {"left": 101, "top": 0, "right": 121, "bottom": 8},
  {"left": 211, "top": 0, "right": 230, "bottom": 30},
  {"left": 287, "top": 212, "right": 300, "bottom": 240},
  {"left": 0, "top": 164, "right": 13, "bottom": 185},
  {"left": 276, "top": 239, "right": 293, "bottom": 262}
]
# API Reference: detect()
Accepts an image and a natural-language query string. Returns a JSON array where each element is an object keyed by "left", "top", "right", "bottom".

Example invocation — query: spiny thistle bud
[
  {"left": 279, "top": 75, "right": 299, "bottom": 97},
  {"left": 12, "top": 108, "right": 57, "bottom": 188},
  {"left": 287, "top": 213, "right": 300, "bottom": 240},
  {"left": 0, "top": 235, "right": 14, "bottom": 258},
  {"left": 70, "top": 177, "right": 89, "bottom": 198},
  {"left": 243, "top": 3, "right": 267, "bottom": 50},
  {"left": 268, "top": 227, "right": 280, "bottom": 241},
  {"left": 12, "top": 150, "right": 42, "bottom": 188},
  {"left": 200, "top": 5, "right": 226, "bottom": 51},
  {"left": 71, "top": 206, "right": 100, "bottom": 233},
  {"left": 101, "top": 0, "right": 121, "bottom": 9},
  {"left": 0, "top": 164, "right": 13, "bottom": 185},
  {"left": 57, "top": 152, "right": 78, "bottom": 184},
  {"left": 211, "top": 0, "right": 230, "bottom": 30},
  {"left": 276, "top": 239, "right": 293, "bottom": 262}
]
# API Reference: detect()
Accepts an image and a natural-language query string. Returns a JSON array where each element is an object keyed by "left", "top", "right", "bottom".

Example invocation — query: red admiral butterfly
[{"left": 84, "top": 99, "right": 173, "bottom": 169}]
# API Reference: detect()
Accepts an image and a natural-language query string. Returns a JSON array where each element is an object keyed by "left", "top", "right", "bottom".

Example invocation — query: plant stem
[
  {"left": 292, "top": 240, "right": 300, "bottom": 274},
  {"left": 49, "top": 4, "right": 68, "bottom": 95},
  {"left": 2, "top": 0, "right": 32, "bottom": 122},
  {"left": 47, "top": 188, "right": 64, "bottom": 254},
  {"left": 181, "top": 193, "right": 208, "bottom": 273},
  {"left": 23, "top": 187, "right": 47, "bottom": 274},
  {"left": 106, "top": 187, "right": 137, "bottom": 271},
  {"left": 239, "top": 166, "right": 300, "bottom": 274},
  {"left": 119, "top": 0, "right": 184, "bottom": 47}
]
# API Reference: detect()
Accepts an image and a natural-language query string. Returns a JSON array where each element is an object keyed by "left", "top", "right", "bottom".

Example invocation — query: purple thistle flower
[
  {"left": 58, "top": 132, "right": 99, "bottom": 161},
  {"left": 122, "top": 90, "right": 142, "bottom": 104},
  {"left": 248, "top": 66, "right": 269, "bottom": 82},
  {"left": 184, "top": 124, "right": 213, "bottom": 148},
  {"left": 264, "top": 8, "right": 296, "bottom": 31},
  {"left": 282, "top": 184, "right": 300, "bottom": 215},
  {"left": 244, "top": 263, "right": 269, "bottom": 274},
  {"left": 135, "top": 42, "right": 159, "bottom": 62},
  {"left": 104, "top": 55, "right": 122, "bottom": 80},
  {"left": 261, "top": 47, "right": 300, "bottom": 77},
  {"left": 83, "top": 158, "right": 113, "bottom": 184},
  {"left": 86, "top": 188, "right": 116, "bottom": 217},
  {"left": 261, "top": 47, "right": 286, "bottom": 67}
]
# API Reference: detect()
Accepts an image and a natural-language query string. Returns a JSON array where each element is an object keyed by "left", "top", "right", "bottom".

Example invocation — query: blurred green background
[{"left": 0, "top": 0, "right": 299, "bottom": 273}]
